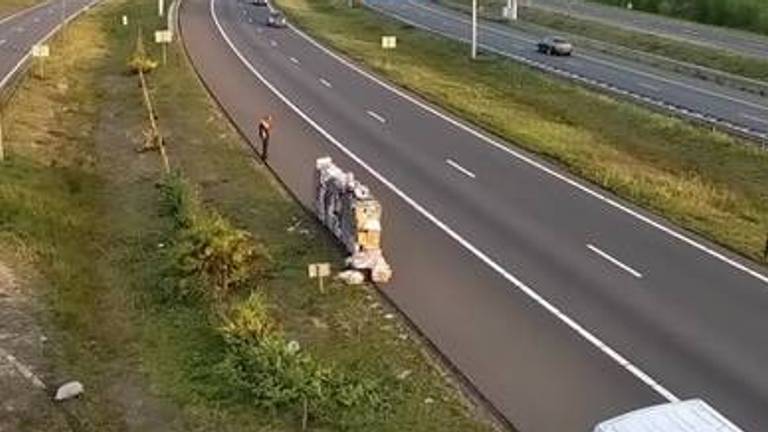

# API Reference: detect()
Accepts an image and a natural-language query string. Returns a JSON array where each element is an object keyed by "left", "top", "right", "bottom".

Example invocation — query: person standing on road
[{"left": 257, "top": 115, "right": 273, "bottom": 161}]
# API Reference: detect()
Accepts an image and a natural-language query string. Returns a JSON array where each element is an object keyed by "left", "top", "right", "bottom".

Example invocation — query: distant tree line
[{"left": 590, "top": 0, "right": 768, "bottom": 35}]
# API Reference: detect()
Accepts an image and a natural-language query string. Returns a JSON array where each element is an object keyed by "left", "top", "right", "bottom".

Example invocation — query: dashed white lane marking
[
  {"left": 33, "top": 17, "right": 40, "bottom": 23},
  {"left": 0, "top": 348, "right": 46, "bottom": 390},
  {"left": 319, "top": 78, "right": 332, "bottom": 88},
  {"left": 638, "top": 82, "right": 661, "bottom": 92},
  {"left": 0, "top": 40, "right": 6, "bottom": 46},
  {"left": 290, "top": 56, "right": 299, "bottom": 64},
  {"left": 587, "top": 244, "right": 643, "bottom": 279},
  {"left": 366, "top": 110, "right": 387, "bottom": 124},
  {"left": 741, "top": 113, "right": 768, "bottom": 125},
  {"left": 269, "top": 39, "right": 277, "bottom": 47},
  {"left": 256, "top": 27, "right": 263, "bottom": 33},
  {"left": 15, "top": 27, "right": 24, "bottom": 32},
  {"left": 446, "top": 158, "right": 476, "bottom": 179}
]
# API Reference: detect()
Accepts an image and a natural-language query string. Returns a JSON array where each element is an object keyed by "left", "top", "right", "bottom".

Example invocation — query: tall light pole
[{"left": 471, "top": 0, "right": 477, "bottom": 59}]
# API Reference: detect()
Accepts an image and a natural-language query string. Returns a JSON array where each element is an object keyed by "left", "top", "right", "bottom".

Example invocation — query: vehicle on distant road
[
  {"left": 537, "top": 36, "right": 573, "bottom": 56},
  {"left": 267, "top": 11, "right": 286, "bottom": 27},
  {"left": 593, "top": 399, "right": 743, "bottom": 432},
  {"left": 250, "top": 0, "right": 268, "bottom": 6}
]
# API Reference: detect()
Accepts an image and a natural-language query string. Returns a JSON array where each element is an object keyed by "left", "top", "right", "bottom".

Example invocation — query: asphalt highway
[
  {"left": 528, "top": 0, "right": 768, "bottom": 59},
  {"left": 180, "top": 0, "right": 768, "bottom": 430},
  {"left": 0, "top": 0, "right": 98, "bottom": 90},
  {"left": 366, "top": 0, "right": 768, "bottom": 142}
]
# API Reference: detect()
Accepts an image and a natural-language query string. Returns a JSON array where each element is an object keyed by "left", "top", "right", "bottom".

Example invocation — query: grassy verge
[
  {"left": 276, "top": 0, "right": 768, "bottom": 264},
  {"left": 0, "top": 0, "right": 42, "bottom": 17},
  {"left": 438, "top": 0, "right": 768, "bottom": 81},
  {"left": 588, "top": 0, "right": 768, "bottom": 37},
  {"left": 0, "top": 0, "right": 494, "bottom": 430}
]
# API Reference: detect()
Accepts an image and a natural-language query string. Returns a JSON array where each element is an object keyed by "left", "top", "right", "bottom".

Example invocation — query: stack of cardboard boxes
[{"left": 315, "top": 157, "right": 392, "bottom": 283}]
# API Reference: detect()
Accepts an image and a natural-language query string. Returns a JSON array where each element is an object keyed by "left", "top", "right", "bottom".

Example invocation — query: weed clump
[{"left": 127, "top": 29, "right": 158, "bottom": 74}]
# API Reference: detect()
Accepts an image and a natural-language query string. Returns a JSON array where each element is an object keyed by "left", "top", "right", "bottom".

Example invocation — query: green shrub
[
  {"left": 127, "top": 28, "right": 158, "bottom": 74},
  {"left": 219, "top": 293, "right": 392, "bottom": 429},
  {"left": 161, "top": 173, "right": 268, "bottom": 301}
]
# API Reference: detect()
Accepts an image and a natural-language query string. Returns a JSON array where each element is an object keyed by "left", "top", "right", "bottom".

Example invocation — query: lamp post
[{"left": 471, "top": 0, "right": 477, "bottom": 59}]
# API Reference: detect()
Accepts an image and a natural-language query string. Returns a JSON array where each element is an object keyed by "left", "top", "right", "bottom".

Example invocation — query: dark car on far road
[
  {"left": 267, "top": 11, "right": 287, "bottom": 27},
  {"left": 250, "top": 0, "right": 267, "bottom": 5},
  {"left": 537, "top": 36, "right": 573, "bottom": 56}
]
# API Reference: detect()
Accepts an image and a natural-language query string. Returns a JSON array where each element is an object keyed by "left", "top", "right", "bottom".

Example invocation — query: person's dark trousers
[{"left": 261, "top": 137, "right": 269, "bottom": 160}]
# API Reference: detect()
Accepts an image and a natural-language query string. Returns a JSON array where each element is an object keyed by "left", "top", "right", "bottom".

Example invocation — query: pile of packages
[{"left": 315, "top": 157, "right": 392, "bottom": 283}]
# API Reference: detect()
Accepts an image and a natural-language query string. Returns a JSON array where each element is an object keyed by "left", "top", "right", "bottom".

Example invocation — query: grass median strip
[
  {"left": 0, "top": 0, "right": 496, "bottom": 430},
  {"left": 275, "top": 0, "right": 768, "bottom": 265}
]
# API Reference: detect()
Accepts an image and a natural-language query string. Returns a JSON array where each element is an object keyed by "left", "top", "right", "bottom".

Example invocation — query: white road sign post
[
  {"left": 308, "top": 263, "right": 331, "bottom": 293},
  {"left": 32, "top": 44, "right": 50, "bottom": 78},
  {"left": 381, "top": 36, "right": 397, "bottom": 49},
  {"left": 154, "top": 30, "right": 173, "bottom": 65},
  {"left": 381, "top": 35, "right": 396, "bottom": 70},
  {"left": 158, "top": 0, "right": 165, "bottom": 17}
]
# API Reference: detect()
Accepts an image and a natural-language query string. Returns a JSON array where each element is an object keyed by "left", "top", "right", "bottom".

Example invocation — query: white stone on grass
[{"left": 53, "top": 381, "right": 84, "bottom": 401}]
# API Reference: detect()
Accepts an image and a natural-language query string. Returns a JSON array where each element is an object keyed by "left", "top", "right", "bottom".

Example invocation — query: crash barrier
[{"left": 315, "top": 157, "right": 392, "bottom": 283}]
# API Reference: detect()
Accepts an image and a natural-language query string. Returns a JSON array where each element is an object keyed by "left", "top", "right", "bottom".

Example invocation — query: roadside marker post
[
  {"left": 381, "top": 35, "right": 397, "bottom": 49},
  {"left": 158, "top": 0, "right": 165, "bottom": 17},
  {"left": 308, "top": 263, "right": 331, "bottom": 293},
  {"left": 154, "top": 30, "right": 173, "bottom": 65},
  {"left": 381, "top": 35, "right": 396, "bottom": 71},
  {"left": 122, "top": 15, "right": 128, "bottom": 26},
  {"left": 32, "top": 44, "right": 50, "bottom": 79}
]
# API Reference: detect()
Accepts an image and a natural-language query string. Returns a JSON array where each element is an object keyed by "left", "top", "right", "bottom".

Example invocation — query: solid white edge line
[
  {"left": 366, "top": 109, "right": 386, "bottom": 123},
  {"left": 0, "top": 347, "right": 47, "bottom": 389},
  {"left": 446, "top": 158, "right": 476, "bottom": 179},
  {"left": 406, "top": 0, "right": 768, "bottom": 113},
  {"left": 0, "top": 0, "right": 101, "bottom": 90},
  {"left": 287, "top": 11, "right": 768, "bottom": 287},
  {"left": 209, "top": 0, "right": 679, "bottom": 403},
  {"left": 741, "top": 113, "right": 768, "bottom": 125},
  {"left": 587, "top": 244, "right": 643, "bottom": 278}
]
